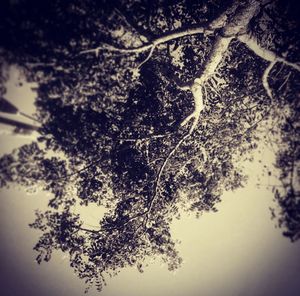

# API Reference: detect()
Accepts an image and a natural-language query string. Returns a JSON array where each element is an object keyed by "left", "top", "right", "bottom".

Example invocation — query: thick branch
[
  {"left": 238, "top": 34, "right": 300, "bottom": 72},
  {"left": 79, "top": 0, "right": 255, "bottom": 58},
  {"left": 79, "top": 27, "right": 214, "bottom": 56},
  {"left": 183, "top": 0, "right": 263, "bottom": 132}
]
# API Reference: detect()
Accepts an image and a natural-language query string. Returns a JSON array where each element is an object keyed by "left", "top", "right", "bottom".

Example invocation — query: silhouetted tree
[{"left": 0, "top": 0, "right": 299, "bottom": 293}]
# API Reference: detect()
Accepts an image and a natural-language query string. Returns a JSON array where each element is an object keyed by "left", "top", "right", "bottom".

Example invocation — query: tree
[{"left": 0, "top": 0, "right": 299, "bottom": 293}]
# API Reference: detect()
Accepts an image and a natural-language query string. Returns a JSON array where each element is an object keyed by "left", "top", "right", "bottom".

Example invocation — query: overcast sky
[{"left": 0, "top": 67, "right": 300, "bottom": 296}]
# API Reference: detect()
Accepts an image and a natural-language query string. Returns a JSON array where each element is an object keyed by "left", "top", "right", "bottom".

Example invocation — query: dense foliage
[{"left": 0, "top": 0, "right": 299, "bottom": 292}]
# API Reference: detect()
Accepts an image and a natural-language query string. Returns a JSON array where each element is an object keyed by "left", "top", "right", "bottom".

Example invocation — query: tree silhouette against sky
[{"left": 0, "top": 0, "right": 299, "bottom": 293}]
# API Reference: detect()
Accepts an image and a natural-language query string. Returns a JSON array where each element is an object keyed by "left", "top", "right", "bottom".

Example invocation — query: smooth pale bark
[
  {"left": 238, "top": 34, "right": 300, "bottom": 72},
  {"left": 187, "top": 0, "right": 263, "bottom": 132},
  {"left": 262, "top": 61, "right": 277, "bottom": 100},
  {"left": 79, "top": 27, "right": 213, "bottom": 56}
]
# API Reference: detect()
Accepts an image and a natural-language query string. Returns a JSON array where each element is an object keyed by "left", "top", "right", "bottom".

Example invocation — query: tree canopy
[{"left": 0, "top": 0, "right": 299, "bottom": 293}]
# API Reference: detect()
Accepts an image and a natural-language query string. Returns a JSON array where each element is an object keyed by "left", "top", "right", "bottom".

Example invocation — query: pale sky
[{"left": 0, "top": 67, "right": 299, "bottom": 296}]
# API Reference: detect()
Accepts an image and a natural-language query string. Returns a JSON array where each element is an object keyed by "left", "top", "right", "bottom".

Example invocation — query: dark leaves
[{"left": 0, "top": 0, "right": 299, "bottom": 293}]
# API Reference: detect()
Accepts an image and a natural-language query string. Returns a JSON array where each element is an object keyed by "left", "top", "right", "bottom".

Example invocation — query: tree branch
[
  {"left": 137, "top": 45, "right": 155, "bottom": 69},
  {"left": 72, "top": 225, "right": 102, "bottom": 234},
  {"left": 145, "top": 131, "right": 193, "bottom": 224},
  {"left": 262, "top": 60, "right": 277, "bottom": 100},
  {"left": 233, "top": 61, "right": 277, "bottom": 141},
  {"left": 79, "top": 27, "right": 214, "bottom": 56},
  {"left": 182, "top": 0, "right": 263, "bottom": 133},
  {"left": 53, "top": 157, "right": 103, "bottom": 182},
  {"left": 238, "top": 34, "right": 300, "bottom": 72}
]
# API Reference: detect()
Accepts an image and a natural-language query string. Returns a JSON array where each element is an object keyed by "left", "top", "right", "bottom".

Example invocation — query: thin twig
[
  {"left": 19, "top": 111, "right": 41, "bottom": 123},
  {"left": 278, "top": 72, "right": 291, "bottom": 92},
  {"left": 137, "top": 45, "right": 155, "bottom": 68}
]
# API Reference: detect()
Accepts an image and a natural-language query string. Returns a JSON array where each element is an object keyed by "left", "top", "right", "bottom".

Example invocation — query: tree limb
[
  {"left": 238, "top": 34, "right": 300, "bottom": 72},
  {"left": 79, "top": 27, "right": 213, "bottom": 56},
  {"left": 182, "top": 0, "right": 263, "bottom": 133},
  {"left": 262, "top": 60, "right": 277, "bottom": 100},
  {"left": 145, "top": 131, "right": 193, "bottom": 224},
  {"left": 137, "top": 45, "right": 156, "bottom": 68}
]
